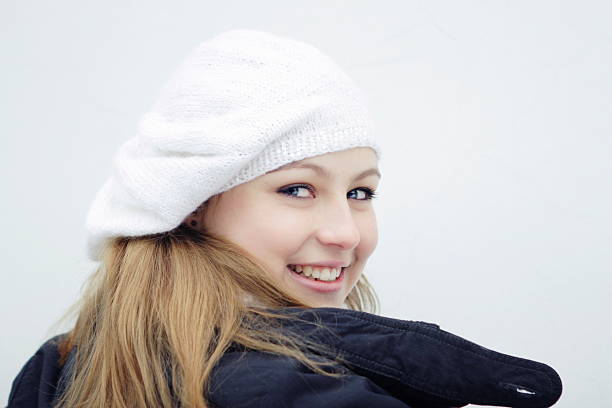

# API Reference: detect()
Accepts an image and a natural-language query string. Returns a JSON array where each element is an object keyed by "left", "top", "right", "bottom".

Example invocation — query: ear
[
  {"left": 182, "top": 214, "right": 199, "bottom": 228},
  {"left": 182, "top": 196, "right": 219, "bottom": 229},
  {"left": 182, "top": 204, "right": 204, "bottom": 229}
]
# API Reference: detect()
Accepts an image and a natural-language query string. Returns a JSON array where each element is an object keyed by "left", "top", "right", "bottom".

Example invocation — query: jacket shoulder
[
  {"left": 208, "top": 349, "right": 412, "bottom": 408},
  {"left": 7, "top": 334, "right": 68, "bottom": 408}
]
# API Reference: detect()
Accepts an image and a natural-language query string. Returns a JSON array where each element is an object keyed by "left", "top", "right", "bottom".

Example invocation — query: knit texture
[{"left": 85, "top": 29, "right": 382, "bottom": 262}]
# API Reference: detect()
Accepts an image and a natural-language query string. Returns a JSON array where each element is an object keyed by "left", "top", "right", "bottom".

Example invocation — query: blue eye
[
  {"left": 278, "top": 184, "right": 378, "bottom": 201},
  {"left": 349, "top": 187, "right": 378, "bottom": 200}
]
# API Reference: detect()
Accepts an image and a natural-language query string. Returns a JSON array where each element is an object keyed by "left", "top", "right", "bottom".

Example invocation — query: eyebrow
[{"left": 267, "top": 162, "right": 381, "bottom": 181}]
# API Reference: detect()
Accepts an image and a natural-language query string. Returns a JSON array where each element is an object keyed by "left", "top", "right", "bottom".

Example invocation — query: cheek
[
  {"left": 357, "top": 213, "right": 379, "bottom": 259},
  {"left": 248, "top": 207, "right": 304, "bottom": 249},
  {"left": 227, "top": 206, "right": 306, "bottom": 271}
]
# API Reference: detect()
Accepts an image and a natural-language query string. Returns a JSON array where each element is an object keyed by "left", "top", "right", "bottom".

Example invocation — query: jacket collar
[{"left": 268, "top": 307, "right": 562, "bottom": 408}]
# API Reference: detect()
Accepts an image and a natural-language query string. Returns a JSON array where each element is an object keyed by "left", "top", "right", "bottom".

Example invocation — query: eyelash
[{"left": 278, "top": 184, "right": 378, "bottom": 201}]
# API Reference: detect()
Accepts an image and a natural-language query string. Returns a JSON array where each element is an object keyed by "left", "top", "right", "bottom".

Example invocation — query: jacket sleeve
[
  {"left": 208, "top": 350, "right": 413, "bottom": 408},
  {"left": 7, "top": 354, "right": 38, "bottom": 407},
  {"left": 7, "top": 336, "right": 64, "bottom": 408}
]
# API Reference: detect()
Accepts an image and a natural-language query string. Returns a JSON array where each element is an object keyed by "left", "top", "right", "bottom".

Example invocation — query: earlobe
[
  {"left": 183, "top": 197, "right": 218, "bottom": 230},
  {"left": 181, "top": 216, "right": 198, "bottom": 229},
  {"left": 183, "top": 204, "right": 204, "bottom": 229}
]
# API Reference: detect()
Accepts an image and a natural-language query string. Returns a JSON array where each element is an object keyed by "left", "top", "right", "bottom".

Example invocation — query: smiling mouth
[{"left": 287, "top": 264, "right": 346, "bottom": 282}]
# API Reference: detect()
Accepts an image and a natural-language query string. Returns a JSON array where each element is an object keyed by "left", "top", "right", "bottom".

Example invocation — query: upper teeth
[{"left": 289, "top": 265, "right": 342, "bottom": 281}]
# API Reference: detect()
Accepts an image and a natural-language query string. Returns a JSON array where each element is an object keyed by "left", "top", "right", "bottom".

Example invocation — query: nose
[{"left": 315, "top": 198, "right": 361, "bottom": 250}]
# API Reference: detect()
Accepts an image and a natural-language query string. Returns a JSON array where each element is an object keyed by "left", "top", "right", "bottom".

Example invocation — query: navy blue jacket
[{"left": 7, "top": 308, "right": 562, "bottom": 407}]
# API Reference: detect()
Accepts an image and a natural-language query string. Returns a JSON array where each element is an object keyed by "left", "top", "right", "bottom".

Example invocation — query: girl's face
[{"left": 199, "top": 147, "right": 380, "bottom": 308}]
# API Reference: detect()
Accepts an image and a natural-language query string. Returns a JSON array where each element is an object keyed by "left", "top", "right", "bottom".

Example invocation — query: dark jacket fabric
[{"left": 7, "top": 307, "right": 562, "bottom": 408}]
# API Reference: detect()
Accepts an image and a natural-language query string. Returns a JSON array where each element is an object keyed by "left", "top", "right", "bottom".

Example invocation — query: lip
[
  {"left": 286, "top": 265, "right": 345, "bottom": 293},
  {"left": 288, "top": 261, "right": 350, "bottom": 268}
]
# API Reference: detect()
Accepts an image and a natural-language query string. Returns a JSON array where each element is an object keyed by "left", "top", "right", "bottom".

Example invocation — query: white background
[{"left": 2, "top": 1, "right": 610, "bottom": 406}]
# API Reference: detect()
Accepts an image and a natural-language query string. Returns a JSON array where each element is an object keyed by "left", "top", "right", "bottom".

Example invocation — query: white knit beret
[{"left": 85, "top": 29, "right": 382, "bottom": 262}]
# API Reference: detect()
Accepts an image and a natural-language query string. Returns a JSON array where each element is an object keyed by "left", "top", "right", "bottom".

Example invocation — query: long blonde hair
[{"left": 53, "top": 200, "right": 379, "bottom": 407}]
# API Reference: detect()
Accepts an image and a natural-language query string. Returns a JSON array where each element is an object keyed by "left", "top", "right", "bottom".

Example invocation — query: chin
[{"left": 305, "top": 298, "right": 345, "bottom": 309}]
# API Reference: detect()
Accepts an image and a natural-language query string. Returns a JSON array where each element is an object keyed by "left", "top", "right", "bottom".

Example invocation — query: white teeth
[
  {"left": 303, "top": 265, "right": 312, "bottom": 276},
  {"left": 289, "top": 264, "right": 343, "bottom": 281}
]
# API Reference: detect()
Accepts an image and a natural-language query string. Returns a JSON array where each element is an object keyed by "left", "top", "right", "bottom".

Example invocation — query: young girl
[{"left": 8, "top": 29, "right": 562, "bottom": 408}]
